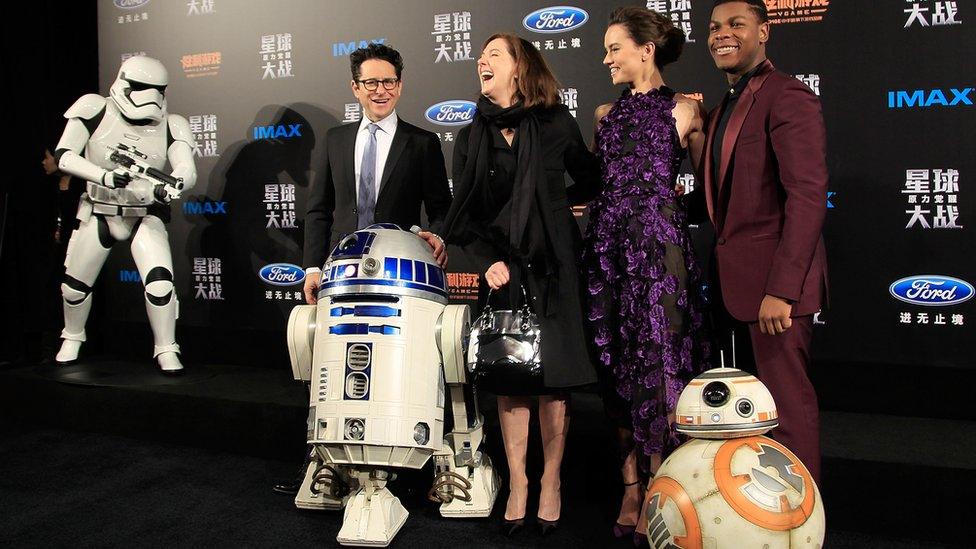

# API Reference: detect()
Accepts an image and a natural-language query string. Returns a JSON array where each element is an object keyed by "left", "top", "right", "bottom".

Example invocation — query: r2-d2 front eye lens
[{"left": 703, "top": 381, "right": 730, "bottom": 407}]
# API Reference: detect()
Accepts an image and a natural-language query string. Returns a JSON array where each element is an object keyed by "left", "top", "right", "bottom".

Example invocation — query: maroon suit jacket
[{"left": 702, "top": 60, "right": 828, "bottom": 322}]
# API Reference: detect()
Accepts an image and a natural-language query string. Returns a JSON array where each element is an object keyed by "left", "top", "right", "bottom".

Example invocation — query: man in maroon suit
[{"left": 702, "top": 0, "right": 828, "bottom": 481}]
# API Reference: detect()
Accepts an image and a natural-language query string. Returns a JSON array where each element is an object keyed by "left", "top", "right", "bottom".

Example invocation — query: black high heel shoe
[
  {"left": 501, "top": 517, "right": 525, "bottom": 537},
  {"left": 538, "top": 517, "right": 559, "bottom": 537},
  {"left": 613, "top": 479, "right": 643, "bottom": 538}
]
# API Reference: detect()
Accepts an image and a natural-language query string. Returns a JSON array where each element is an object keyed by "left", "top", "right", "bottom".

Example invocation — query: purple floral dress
[{"left": 583, "top": 87, "right": 711, "bottom": 458}]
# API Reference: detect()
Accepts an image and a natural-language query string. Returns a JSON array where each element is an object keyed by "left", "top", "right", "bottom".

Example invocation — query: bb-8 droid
[{"left": 645, "top": 368, "right": 825, "bottom": 548}]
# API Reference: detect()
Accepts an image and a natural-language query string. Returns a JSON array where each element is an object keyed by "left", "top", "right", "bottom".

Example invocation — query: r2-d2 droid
[
  {"left": 287, "top": 224, "right": 499, "bottom": 547},
  {"left": 645, "top": 368, "right": 825, "bottom": 548}
]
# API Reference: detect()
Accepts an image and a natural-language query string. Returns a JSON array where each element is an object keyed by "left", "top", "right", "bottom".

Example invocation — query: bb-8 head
[{"left": 675, "top": 368, "right": 778, "bottom": 439}]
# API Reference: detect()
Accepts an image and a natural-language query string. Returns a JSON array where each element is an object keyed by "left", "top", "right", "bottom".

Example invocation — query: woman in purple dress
[{"left": 583, "top": 6, "right": 712, "bottom": 538}]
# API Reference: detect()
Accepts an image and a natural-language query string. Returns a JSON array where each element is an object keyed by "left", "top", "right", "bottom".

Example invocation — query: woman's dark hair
[
  {"left": 349, "top": 43, "right": 404, "bottom": 80},
  {"left": 608, "top": 6, "right": 686, "bottom": 69},
  {"left": 482, "top": 33, "right": 561, "bottom": 109},
  {"left": 712, "top": 0, "right": 770, "bottom": 23}
]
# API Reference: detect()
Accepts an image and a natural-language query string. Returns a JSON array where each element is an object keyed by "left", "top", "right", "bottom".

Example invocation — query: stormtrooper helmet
[{"left": 109, "top": 56, "right": 168, "bottom": 122}]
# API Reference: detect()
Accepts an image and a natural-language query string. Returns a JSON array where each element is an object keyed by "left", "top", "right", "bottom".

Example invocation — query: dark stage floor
[{"left": 0, "top": 358, "right": 972, "bottom": 548}]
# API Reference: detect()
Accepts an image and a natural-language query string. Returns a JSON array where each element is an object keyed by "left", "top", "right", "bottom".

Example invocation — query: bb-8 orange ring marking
[
  {"left": 646, "top": 476, "right": 703, "bottom": 549},
  {"left": 713, "top": 436, "right": 816, "bottom": 531}
]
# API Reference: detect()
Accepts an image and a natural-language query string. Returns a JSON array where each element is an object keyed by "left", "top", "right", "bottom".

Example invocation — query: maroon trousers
[{"left": 747, "top": 316, "right": 821, "bottom": 483}]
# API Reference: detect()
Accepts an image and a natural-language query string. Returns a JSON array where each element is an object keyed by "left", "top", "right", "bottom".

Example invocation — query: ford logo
[
  {"left": 523, "top": 6, "right": 589, "bottom": 33},
  {"left": 889, "top": 275, "right": 974, "bottom": 307},
  {"left": 115, "top": 0, "right": 150, "bottom": 8},
  {"left": 259, "top": 263, "right": 306, "bottom": 287},
  {"left": 424, "top": 100, "right": 477, "bottom": 126}
]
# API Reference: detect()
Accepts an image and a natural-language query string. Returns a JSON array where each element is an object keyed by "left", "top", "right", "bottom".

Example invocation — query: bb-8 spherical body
[{"left": 645, "top": 368, "right": 825, "bottom": 548}]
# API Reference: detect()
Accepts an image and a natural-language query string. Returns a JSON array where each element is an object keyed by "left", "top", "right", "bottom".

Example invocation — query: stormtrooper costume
[{"left": 54, "top": 56, "right": 196, "bottom": 373}]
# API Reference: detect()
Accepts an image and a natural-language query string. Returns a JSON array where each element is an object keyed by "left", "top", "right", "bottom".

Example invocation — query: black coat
[
  {"left": 453, "top": 105, "right": 601, "bottom": 389},
  {"left": 303, "top": 118, "right": 452, "bottom": 269}
]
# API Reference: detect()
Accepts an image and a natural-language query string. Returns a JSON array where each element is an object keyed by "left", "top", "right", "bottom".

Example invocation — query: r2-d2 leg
[{"left": 429, "top": 305, "right": 499, "bottom": 517}]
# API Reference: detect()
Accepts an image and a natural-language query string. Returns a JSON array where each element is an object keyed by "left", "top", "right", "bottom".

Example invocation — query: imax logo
[
  {"left": 252, "top": 124, "right": 302, "bottom": 140},
  {"left": 332, "top": 38, "right": 386, "bottom": 57},
  {"left": 183, "top": 200, "right": 227, "bottom": 215},
  {"left": 119, "top": 269, "right": 142, "bottom": 283},
  {"left": 523, "top": 6, "right": 589, "bottom": 33},
  {"left": 424, "top": 100, "right": 477, "bottom": 126},
  {"left": 887, "top": 88, "right": 973, "bottom": 108}
]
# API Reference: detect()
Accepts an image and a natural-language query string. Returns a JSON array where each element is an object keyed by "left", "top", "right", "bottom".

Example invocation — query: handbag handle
[{"left": 481, "top": 286, "right": 533, "bottom": 333}]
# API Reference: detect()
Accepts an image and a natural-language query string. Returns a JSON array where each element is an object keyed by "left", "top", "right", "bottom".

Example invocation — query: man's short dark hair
[
  {"left": 712, "top": 0, "right": 769, "bottom": 23},
  {"left": 349, "top": 44, "right": 404, "bottom": 80}
]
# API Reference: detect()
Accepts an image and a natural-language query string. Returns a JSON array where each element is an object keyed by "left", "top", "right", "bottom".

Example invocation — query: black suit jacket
[{"left": 303, "top": 117, "right": 452, "bottom": 269}]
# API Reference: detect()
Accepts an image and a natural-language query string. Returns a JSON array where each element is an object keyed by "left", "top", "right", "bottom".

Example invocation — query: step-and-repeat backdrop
[{"left": 92, "top": 0, "right": 974, "bottom": 368}]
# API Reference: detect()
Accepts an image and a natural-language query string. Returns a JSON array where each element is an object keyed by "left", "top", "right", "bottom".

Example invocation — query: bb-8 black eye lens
[
  {"left": 703, "top": 381, "right": 730, "bottom": 407},
  {"left": 736, "top": 399, "right": 754, "bottom": 417}
]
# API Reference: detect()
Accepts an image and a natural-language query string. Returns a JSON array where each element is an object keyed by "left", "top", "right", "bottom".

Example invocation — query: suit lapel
[
  {"left": 377, "top": 120, "right": 409, "bottom": 201},
  {"left": 340, "top": 122, "right": 358, "bottom": 196},
  {"left": 703, "top": 106, "right": 722, "bottom": 225},
  {"left": 717, "top": 60, "right": 774, "bottom": 196}
]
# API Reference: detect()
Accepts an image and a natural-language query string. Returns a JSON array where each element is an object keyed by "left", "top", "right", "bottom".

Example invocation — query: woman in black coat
[{"left": 442, "top": 33, "right": 601, "bottom": 535}]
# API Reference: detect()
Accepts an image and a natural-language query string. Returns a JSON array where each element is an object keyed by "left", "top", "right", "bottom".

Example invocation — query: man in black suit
[{"left": 302, "top": 44, "right": 452, "bottom": 304}]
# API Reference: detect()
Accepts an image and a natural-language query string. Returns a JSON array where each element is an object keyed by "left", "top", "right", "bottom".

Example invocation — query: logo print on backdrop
[
  {"left": 333, "top": 39, "right": 386, "bottom": 57},
  {"left": 181, "top": 52, "right": 222, "bottom": 78},
  {"left": 187, "top": 0, "right": 215, "bottom": 16},
  {"left": 119, "top": 269, "right": 142, "bottom": 283},
  {"left": 523, "top": 6, "right": 589, "bottom": 33},
  {"left": 259, "top": 264, "right": 306, "bottom": 287},
  {"left": 446, "top": 272, "right": 480, "bottom": 302},
  {"left": 794, "top": 74, "right": 821, "bottom": 96},
  {"left": 432, "top": 11, "right": 474, "bottom": 63},
  {"left": 188, "top": 115, "right": 219, "bottom": 157},
  {"left": 192, "top": 257, "right": 224, "bottom": 300},
  {"left": 903, "top": 168, "right": 961, "bottom": 229},
  {"left": 252, "top": 124, "right": 303, "bottom": 140},
  {"left": 887, "top": 88, "right": 973, "bottom": 108},
  {"left": 764, "top": 0, "right": 829, "bottom": 24},
  {"left": 424, "top": 101, "right": 477, "bottom": 126},
  {"left": 115, "top": 0, "right": 149, "bottom": 9},
  {"left": 647, "top": 1, "right": 695, "bottom": 42},
  {"left": 560, "top": 87, "right": 579, "bottom": 118},
  {"left": 264, "top": 184, "right": 298, "bottom": 229},
  {"left": 183, "top": 200, "right": 227, "bottom": 215},
  {"left": 889, "top": 276, "right": 975, "bottom": 307},
  {"left": 260, "top": 33, "right": 294, "bottom": 79},
  {"left": 904, "top": 1, "right": 963, "bottom": 28}
]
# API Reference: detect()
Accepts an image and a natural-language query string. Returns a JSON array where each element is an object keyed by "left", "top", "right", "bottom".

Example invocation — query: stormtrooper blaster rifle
[{"left": 106, "top": 143, "right": 185, "bottom": 202}]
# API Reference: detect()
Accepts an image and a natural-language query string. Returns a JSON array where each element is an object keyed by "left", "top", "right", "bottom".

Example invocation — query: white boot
[
  {"left": 56, "top": 339, "right": 83, "bottom": 363},
  {"left": 156, "top": 351, "right": 184, "bottom": 373}
]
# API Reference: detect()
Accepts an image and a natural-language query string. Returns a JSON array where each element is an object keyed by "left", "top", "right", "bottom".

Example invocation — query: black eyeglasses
[{"left": 356, "top": 78, "right": 399, "bottom": 91}]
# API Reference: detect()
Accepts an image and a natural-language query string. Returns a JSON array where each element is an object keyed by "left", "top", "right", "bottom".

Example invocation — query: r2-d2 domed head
[
  {"left": 675, "top": 368, "right": 778, "bottom": 439},
  {"left": 109, "top": 56, "right": 168, "bottom": 123}
]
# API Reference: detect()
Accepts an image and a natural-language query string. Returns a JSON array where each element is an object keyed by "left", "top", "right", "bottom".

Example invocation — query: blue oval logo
[
  {"left": 523, "top": 6, "right": 589, "bottom": 33},
  {"left": 424, "top": 100, "right": 477, "bottom": 126},
  {"left": 115, "top": 0, "right": 150, "bottom": 9},
  {"left": 259, "top": 263, "right": 306, "bottom": 287},
  {"left": 889, "top": 275, "right": 974, "bottom": 306}
]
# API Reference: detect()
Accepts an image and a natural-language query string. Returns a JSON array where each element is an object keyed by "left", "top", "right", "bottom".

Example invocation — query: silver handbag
[{"left": 466, "top": 287, "right": 543, "bottom": 383}]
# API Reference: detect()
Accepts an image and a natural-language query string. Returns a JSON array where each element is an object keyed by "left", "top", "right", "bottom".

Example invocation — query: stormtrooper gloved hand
[{"left": 101, "top": 169, "right": 132, "bottom": 188}]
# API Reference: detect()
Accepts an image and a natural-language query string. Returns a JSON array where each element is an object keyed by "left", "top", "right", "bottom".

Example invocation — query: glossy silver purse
[{"left": 466, "top": 287, "right": 543, "bottom": 382}]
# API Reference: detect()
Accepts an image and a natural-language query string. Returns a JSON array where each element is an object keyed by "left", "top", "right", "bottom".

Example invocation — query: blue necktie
[{"left": 357, "top": 123, "right": 379, "bottom": 229}]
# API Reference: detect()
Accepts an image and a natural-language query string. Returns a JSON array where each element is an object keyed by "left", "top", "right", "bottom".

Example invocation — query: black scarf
[{"left": 443, "top": 96, "right": 560, "bottom": 315}]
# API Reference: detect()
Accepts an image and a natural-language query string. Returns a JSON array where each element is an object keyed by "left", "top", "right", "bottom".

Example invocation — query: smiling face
[
  {"left": 708, "top": 2, "right": 769, "bottom": 76},
  {"left": 603, "top": 24, "right": 652, "bottom": 87},
  {"left": 477, "top": 37, "right": 518, "bottom": 107},
  {"left": 350, "top": 58, "right": 401, "bottom": 122}
]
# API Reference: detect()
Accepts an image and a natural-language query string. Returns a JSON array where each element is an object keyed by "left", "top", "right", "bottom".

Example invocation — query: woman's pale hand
[{"left": 485, "top": 261, "right": 510, "bottom": 290}]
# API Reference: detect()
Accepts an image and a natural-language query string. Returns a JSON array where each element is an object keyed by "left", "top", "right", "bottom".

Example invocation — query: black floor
[{"left": 0, "top": 358, "right": 972, "bottom": 548}]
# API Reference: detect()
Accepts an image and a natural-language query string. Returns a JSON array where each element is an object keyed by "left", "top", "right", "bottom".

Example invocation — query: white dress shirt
[{"left": 355, "top": 110, "right": 398, "bottom": 198}]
